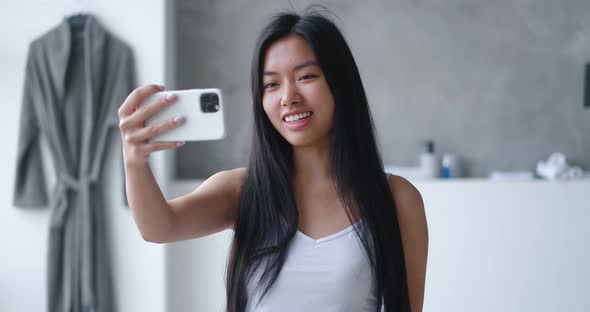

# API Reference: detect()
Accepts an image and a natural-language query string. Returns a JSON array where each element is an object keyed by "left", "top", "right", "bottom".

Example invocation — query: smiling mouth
[{"left": 283, "top": 111, "right": 313, "bottom": 123}]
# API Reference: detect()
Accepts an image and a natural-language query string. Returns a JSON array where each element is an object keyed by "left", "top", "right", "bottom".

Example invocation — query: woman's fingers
[
  {"left": 118, "top": 84, "right": 164, "bottom": 118},
  {"left": 118, "top": 84, "right": 188, "bottom": 167},
  {"left": 142, "top": 141, "right": 186, "bottom": 154},
  {"left": 126, "top": 115, "right": 186, "bottom": 143},
  {"left": 128, "top": 92, "right": 178, "bottom": 127}
]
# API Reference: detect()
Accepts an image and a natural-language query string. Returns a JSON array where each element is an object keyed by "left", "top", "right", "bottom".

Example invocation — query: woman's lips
[{"left": 283, "top": 114, "right": 312, "bottom": 131}]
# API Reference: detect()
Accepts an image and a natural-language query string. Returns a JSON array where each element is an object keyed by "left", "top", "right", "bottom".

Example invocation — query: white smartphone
[{"left": 140, "top": 88, "right": 226, "bottom": 142}]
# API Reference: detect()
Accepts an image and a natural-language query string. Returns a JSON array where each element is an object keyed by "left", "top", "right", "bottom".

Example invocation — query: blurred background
[
  {"left": 1, "top": 0, "right": 589, "bottom": 311},
  {"left": 174, "top": 0, "right": 590, "bottom": 180}
]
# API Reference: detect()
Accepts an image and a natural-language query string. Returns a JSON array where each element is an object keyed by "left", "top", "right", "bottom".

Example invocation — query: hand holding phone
[
  {"left": 117, "top": 84, "right": 226, "bottom": 167},
  {"left": 140, "top": 88, "right": 226, "bottom": 142}
]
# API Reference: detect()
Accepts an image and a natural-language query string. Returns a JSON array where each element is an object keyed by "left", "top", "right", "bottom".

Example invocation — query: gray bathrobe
[{"left": 12, "top": 14, "right": 135, "bottom": 312}]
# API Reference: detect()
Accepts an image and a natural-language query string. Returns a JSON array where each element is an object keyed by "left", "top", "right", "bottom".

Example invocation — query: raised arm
[
  {"left": 118, "top": 83, "right": 244, "bottom": 243},
  {"left": 162, "top": 167, "right": 246, "bottom": 243}
]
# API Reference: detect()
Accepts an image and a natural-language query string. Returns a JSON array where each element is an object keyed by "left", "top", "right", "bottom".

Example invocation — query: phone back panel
[{"left": 141, "top": 88, "right": 225, "bottom": 142}]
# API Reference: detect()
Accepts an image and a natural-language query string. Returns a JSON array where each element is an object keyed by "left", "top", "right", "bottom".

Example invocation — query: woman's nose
[{"left": 280, "top": 82, "right": 300, "bottom": 106}]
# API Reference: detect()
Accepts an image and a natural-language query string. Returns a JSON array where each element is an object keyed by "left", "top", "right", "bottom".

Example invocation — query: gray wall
[{"left": 174, "top": 0, "right": 590, "bottom": 179}]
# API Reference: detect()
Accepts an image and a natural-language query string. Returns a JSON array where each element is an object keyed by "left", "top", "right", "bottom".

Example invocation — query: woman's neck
[{"left": 292, "top": 139, "right": 332, "bottom": 183}]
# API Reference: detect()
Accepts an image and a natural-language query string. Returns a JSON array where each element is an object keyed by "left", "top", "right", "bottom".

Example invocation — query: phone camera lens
[{"left": 200, "top": 92, "right": 220, "bottom": 113}]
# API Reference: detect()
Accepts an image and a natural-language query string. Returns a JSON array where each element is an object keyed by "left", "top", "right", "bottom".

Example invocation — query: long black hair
[{"left": 226, "top": 6, "right": 410, "bottom": 312}]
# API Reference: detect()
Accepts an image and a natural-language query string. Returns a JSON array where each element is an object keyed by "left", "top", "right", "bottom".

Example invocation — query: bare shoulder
[
  {"left": 386, "top": 173, "right": 428, "bottom": 312},
  {"left": 203, "top": 167, "right": 247, "bottom": 189},
  {"left": 206, "top": 167, "right": 247, "bottom": 210},
  {"left": 213, "top": 167, "right": 247, "bottom": 187},
  {"left": 226, "top": 167, "right": 248, "bottom": 177},
  {"left": 229, "top": 167, "right": 248, "bottom": 191},
  {"left": 212, "top": 167, "right": 247, "bottom": 229},
  {"left": 386, "top": 174, "right": 424, "bottom": 212},
  {"left": 164, "top": 167, "right": 247, "bottom": 242},
  {"left": 192, "top": 167, "right": 245, "bottom": 198}
]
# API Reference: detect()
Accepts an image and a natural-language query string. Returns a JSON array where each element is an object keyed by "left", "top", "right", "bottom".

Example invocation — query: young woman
[{"left": 118, "top": 7, "right": 428, "bottom": 312}]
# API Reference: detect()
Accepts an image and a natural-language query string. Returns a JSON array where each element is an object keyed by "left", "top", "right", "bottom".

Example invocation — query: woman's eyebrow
[
  {"left": 263, "top": 60, "right": 320, "bottom": 76},
  {"left": 293, "top": 60, "right": 319, "bottom": 71}
]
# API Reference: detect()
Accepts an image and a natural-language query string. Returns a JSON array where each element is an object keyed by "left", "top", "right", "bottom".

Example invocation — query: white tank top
[{"left": 245, "top": 219, "right": 380, "bottom": 311}]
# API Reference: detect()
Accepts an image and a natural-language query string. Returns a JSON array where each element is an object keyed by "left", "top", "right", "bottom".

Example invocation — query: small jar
[{"left": 440, "top": 154, "right": 460, "bottom": 178}]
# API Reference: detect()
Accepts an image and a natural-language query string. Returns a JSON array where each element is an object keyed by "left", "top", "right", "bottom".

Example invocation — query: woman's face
[{"left": 261, "top": 34, "right": 335, "bottom": 148}]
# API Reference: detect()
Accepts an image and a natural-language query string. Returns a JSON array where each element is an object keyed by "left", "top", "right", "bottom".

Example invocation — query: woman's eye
[
  {"left": 264, "top": 82, "right": 278, "bottom": 89},
  {"left": 299, "top": 74, "right": 317, "bottom": 81}
]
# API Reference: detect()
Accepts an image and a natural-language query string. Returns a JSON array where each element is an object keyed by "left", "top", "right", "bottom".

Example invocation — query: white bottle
[{"left": 420, "top": 140, "right": 440, "bottom": 179}]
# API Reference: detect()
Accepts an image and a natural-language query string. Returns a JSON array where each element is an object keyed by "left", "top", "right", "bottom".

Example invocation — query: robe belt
[
  {"left": 49, "top": 172, "right": 97, "bottom": 228},
  {"left": 59, "top": 172, "right": 97, "bottom": 191}
]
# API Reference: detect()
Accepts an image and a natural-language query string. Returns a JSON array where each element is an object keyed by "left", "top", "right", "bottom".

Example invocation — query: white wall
[
  {"left": 167, "top": 179, "right": 590, "bottom": 312},
  {"left": 0, "top": 1, "right": 173, "bottom": 311}
]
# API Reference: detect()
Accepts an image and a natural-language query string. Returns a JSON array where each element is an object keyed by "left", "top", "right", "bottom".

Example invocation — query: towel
[{"left": 536, "top": 152, "right": 587, "bottom": 180}]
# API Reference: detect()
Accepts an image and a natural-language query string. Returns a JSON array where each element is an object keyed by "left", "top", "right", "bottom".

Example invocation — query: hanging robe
[{"left": 12, "top": 14, "right": 135, "bottom": 312}]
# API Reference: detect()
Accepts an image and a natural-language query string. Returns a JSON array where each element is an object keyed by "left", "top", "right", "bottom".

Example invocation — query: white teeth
[{"left": 284, "top": 111, "right": 312, "bottom": 122}]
